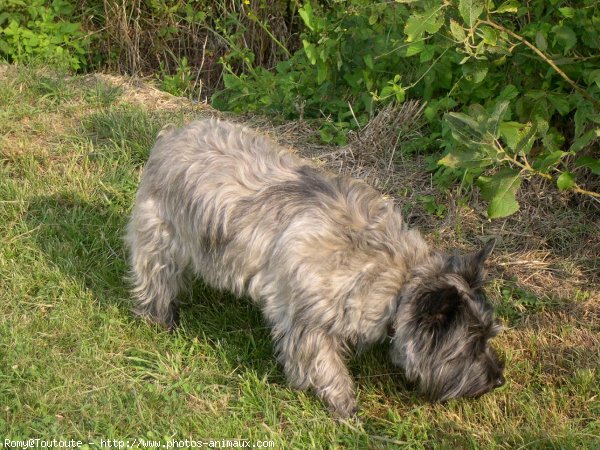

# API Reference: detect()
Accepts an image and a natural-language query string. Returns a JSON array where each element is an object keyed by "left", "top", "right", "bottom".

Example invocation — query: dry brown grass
[
  {"left": 96, "top": 0, "right": 296, "bottom": 98},
  {"left": 82, "top": 73, "right": 199, "bottom": 111},
  {"left": 276, "top": 100, "right": 430, "bottom": 194}
]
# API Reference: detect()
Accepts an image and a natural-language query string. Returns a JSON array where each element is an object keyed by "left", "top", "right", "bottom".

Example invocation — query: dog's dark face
[{"left": 391, "top": 241, "right": 505, "bottom": 401}]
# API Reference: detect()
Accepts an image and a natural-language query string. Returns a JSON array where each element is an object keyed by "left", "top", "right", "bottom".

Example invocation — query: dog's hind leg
[
  {"left": 126, "top": 197, "right": 188, "bottom": 329},
  {"left": 277, "top": 326, "right": 357, "bottom": 417}
]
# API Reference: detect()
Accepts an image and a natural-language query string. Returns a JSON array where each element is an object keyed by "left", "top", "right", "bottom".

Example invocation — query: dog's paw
[{"left": 329, "top": 397, "right": 358, "bottom": 419}]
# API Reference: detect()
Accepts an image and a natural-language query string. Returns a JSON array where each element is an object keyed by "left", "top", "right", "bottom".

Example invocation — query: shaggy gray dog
[{"left": 126, "top": 119, "right": 504, "bottom": 417}]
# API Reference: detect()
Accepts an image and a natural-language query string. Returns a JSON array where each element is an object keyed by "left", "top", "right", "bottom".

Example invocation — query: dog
[{"left": 126, "top": 118, "right": 504, "bottom": 417}]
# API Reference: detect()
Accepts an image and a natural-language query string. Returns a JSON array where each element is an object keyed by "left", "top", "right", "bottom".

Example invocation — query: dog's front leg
[{"left": 276, "top": 326, "right": 357, "bottom": 417}]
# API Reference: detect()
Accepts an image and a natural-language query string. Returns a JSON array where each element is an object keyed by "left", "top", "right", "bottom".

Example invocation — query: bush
[
  {"left": 213, "top": 0, "right": 600, "bottom": 217},
  {"left": 0, "top": 0, "right": 89, "bottom": 70},
  {"left": 213, "top": 1, "right": 416, "bottom": 145}
]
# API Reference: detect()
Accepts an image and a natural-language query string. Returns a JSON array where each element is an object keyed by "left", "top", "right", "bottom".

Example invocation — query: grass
[{"left": 1, "top": 64, "right": 599, "bottom": 448}]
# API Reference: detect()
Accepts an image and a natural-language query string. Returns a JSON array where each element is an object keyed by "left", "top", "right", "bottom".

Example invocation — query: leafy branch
[
  {"left": 439, "top": 100, "right": 600, "bottom": 217},
  {"left": 478, "top": 18, "right": 600, "bottom": 112}
]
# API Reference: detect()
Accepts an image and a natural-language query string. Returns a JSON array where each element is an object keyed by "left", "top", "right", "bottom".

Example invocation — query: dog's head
[{"left": 391, "top": 240, "right": 504, "bottom": 401}]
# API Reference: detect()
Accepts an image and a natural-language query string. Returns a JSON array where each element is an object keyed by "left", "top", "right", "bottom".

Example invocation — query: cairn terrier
[{"left": 126, "top": 119, "right": 504, "bottom": 417}]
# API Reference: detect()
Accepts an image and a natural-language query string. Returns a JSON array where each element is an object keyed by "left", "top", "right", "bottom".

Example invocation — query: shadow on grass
[
  {"left": 24, "top": 192, "right": 130, "bottom": 305},
  {"left": 23, "top": 192, "right": 276, "bottom": 367}
]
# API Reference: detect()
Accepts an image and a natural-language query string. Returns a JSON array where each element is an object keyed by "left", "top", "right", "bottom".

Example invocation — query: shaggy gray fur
[{"left": 126, "top": 118, "right": 504, "bottom": 416}]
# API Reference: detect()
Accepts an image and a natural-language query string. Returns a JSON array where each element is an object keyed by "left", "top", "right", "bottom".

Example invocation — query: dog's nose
[{"left": 494, "top": 376, "right": 505, "bottom": 388}]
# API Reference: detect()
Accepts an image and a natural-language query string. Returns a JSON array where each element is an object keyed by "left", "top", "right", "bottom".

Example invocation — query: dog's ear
[
  {"left": 467, "top": 239, "right": 494, "bottom": 286},
  {"left": 417, "top": 286, "right": 461, "bottom": 329},
  {"left": 449, "top": 239, "right": 494, "bottom": 288},
  {"left": 472, "top": 239, "right": 495, "bottom": 266}
]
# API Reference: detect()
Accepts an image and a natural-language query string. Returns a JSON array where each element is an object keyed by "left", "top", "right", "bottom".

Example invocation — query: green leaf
[
  {"left": 558, "top": 7, "right": 575, "bottom": 19},
  {"left": 302, "top": 40, "right": 317, "bottom": 64},
  {"left": 459, "top": 0, "right": 484, "bottom": 27},
  {"left": 514, "top": 121, "right": 538, "bottom": 155},
  {"left": 498, "top": 122, "right": 521, "bottom": 147},
  {"left": 298, "top": 3, "right": 313, "bottom": 31},
  {"left": 317, "top": 60, "right": 328, "bottom": 84},
  {"left": 406, "top": 40, "right": 425, "bottom": 56},
  {"left": 380, "top": 86, "right": 394, "bottom": 100},
  {"left": 445, "top": 112, "right": 485, "bottom": 145},
  {"left": 450, "top": 19, "right": 466, "bottom": 41},
  {"left": 586, "top": 69, "right": 600, "bottom": 88},
  {"left": 499, "top": 121, "right": 536, "bottom": 154},
  {"left": 363, "top": 54, "right": 374, "bottom": 69},
  {"left": 573, "top": 99, "right": 596, "bottom": 137},
  {"left": 259, "top": 95, "right": 272, "bottom": 105},
  {"left": 420, "top": 45, "right": 436, "bottom": 62},
  {"left": 576, "top": 156, "right": 600, "bottom": 175},
  {"left": 540, "top": 127, "right": 564, "bottom": 152},
  {"left": 424, "top": 97, "right": 458, "bottom": 121},
  {"left": 535, "top": 31, "right": 548, "bottom": 52},
  {"left": 497, "top": 84, "right": 519, "bottom": 102},
  {"left": 319, "top": 127, "right": 333, "bottom": 143},
  {"left": 552, "top": 25, "right": 577, "bottom": 54},
  {"left": 394, "top": 86, "right": 406, "bottom": 103},
  {"left": 495, "top": 0, "right": 519, "bottom": 13},
  {"left": 534, "top": 150, "right": 567, "bottom": 173},
  {"left": 417, "top": 195, "right": 446, "bottom": 217},
  {"left": 61, "top": 23, "right": 81, "bottom": 34},
  {"left": 547, "top": 93, "right": 571, "bottom": 116},
  {"left": 468, "top": 104, "right": 487, "bottom": 122},
  {"left": 486, "top": 100, "right": 510, "bottom": 137},
  {"left": 404, "top": 7, "right": 444, "bottom": 42},
  {"left": 222, "top": 73, "right": 241, "bottom": 89},
  {"left": 556, "top": 172, "right": 576, "bottom": 191},
  {"left": 462, "top": 63, "right": 488, "bottom": 83},
  {"left": 573, "top": 95, "right": 600, "bottom": 137},
  {"left": 481, "top": 27, "right": 498, "bottom": 45},
  {"left": 477, "top": 169, "right": 522, "bottom": 218},
  {"left": 569, "top": 128, "right": 600, "bottom": 153},
  {"left": 438, "top": 148, "right": 496, "bottom": 169}
]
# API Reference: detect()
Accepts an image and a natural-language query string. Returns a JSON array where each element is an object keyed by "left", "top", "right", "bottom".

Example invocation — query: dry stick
[{"left": 480, "top": 18, "right": 600, "bottom": 111}]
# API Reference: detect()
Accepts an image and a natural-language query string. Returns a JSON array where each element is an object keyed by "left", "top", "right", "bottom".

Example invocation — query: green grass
[{"left": 1, "top": 64, "right": 599, "bottom": 448}]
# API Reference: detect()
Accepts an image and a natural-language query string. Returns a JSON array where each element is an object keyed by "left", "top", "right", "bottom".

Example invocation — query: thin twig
[{"left": 574, "top": 186, "right": 600, "bottom": 199}]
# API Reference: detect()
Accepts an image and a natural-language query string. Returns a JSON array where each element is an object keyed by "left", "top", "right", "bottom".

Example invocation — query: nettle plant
[
  {"left": 0, "top": 0, "right": 89, "bottom": 70},
  {"left": 410, "top": 0, "right": 600, "bottom": 217}
]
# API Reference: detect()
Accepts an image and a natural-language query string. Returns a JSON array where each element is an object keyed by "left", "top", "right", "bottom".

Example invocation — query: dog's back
[
  {"left": 142, "top": 119, "right": 302, "bottom": 204},
  {"left": 133, "top": 118, "right": 412, "bottom": 300}
]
